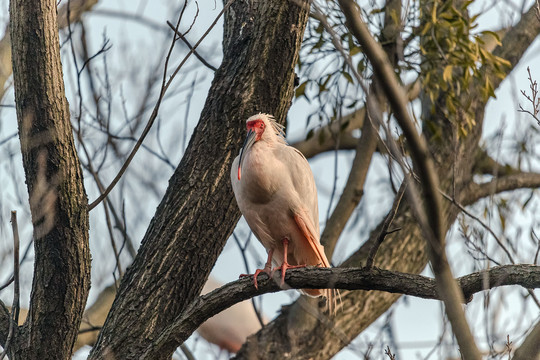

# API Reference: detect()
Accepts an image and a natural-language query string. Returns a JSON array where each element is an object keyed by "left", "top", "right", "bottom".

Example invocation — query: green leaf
[
  {"left": 421, "top": 22, "right": 432, "bottom": 36},
  {"left": 343, "top": 71, "right": 354, "bottom": 84},
  {"left": 295, "top": 81, "right": 308, "bottom": 99},
  {"left": 350, "top": 46, "right": 361, "bottom": 56},
  {"left": 431, "top": 3, "right": 438, "bottom": 23},
  {"left": 306, "top": 128, "right": 314, "bottom": 140},
  {"left": 443, "top": 65, "right": 453, "bottom": 82},
  {"left": 318, "top": 128, "right": 326, "bottom": 145},
  {"left": 480, "top": 30, "right": 501, "bottom": 46}
]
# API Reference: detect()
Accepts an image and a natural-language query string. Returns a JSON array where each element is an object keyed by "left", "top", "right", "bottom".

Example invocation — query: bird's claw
[
  {"left": 272, "top": 263, "right": 307, "bottom": 286},
  {"left": 240, "top": 266, "right": 272, "bottom": 290}
]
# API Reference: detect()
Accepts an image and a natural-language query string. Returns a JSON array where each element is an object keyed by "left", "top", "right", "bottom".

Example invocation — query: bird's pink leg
[
  {"left": 240, "top": 248, "right": 273, "bottom": 290},
  {"left": 274, "top": 237, "right": 306, "bottom": 286}
]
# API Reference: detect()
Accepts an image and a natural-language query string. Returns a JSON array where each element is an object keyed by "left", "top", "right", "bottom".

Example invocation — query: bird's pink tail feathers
[{"left": 293, "top": 213, "right": 338, "bottom": 314}]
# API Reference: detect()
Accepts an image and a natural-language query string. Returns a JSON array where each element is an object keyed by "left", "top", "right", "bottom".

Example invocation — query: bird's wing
[
  {"left": 282, "top": 146, "right": 320, "bottom": 235},
  {"left": 276, "top": 145, "right": 327, "bottom": 265}
]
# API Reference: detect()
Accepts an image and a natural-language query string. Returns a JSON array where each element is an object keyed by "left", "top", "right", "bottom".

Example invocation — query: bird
[
  {"left": 230, "top": 113, "right": 336, "bottom": 313},
  {"left": 197, "top": 277, "right": 267, "bottom": 354}
]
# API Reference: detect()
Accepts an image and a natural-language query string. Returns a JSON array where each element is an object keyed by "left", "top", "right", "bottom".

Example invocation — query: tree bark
[
  {"left": 88, "top": 1, "right": 310, "bottom": 359},
  {"left": 7, "top": 0, "right": 91, "bottom": 358}
]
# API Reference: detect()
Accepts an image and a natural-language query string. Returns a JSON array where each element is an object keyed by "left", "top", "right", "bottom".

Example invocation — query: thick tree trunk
[
  {"left": 7, "top": 0, "right": 91, "bottom": 358},
  {"left": 88, "top": 1, "right": 310, "bottom": 359}
]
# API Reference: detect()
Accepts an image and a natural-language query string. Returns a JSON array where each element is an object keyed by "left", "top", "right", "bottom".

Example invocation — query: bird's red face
[
  {"left": 246, "top": 118, "right": 265, "bottom": 141},
  {"left": 237, "top": 118, "right": 266, "bottom": 180}
]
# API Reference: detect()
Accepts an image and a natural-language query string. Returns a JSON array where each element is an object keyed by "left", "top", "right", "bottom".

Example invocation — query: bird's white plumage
[{"left": 231, "top": 113, "right": 335, "bottom": 308}]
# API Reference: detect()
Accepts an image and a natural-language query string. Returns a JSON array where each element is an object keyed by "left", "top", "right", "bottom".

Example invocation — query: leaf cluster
[
  {"left": 295, "top": 3, "right": 368, "bottom": 139},
  {"left": 420, "top": 0, "right": 510, "bottom": 136}
]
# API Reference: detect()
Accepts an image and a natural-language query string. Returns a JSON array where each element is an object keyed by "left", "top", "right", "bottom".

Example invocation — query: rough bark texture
[
  {"left": 7, "top": 0, "right": 91, "bottom": 358},
  {"left": 88, "top": 1, "right": 310, "bottom": 359},
  {"left": 139, "top": 264, "right": 540, "bottom": 359}
]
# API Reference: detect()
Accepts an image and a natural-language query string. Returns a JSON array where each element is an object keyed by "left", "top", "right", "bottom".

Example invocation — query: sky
[{"left": 1, "top": 0, "right": 540, "bottom": 359}]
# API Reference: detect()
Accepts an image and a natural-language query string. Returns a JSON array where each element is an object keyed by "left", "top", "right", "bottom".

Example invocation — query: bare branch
[
  {"left": 0, "top": 211, "right": 20, "bottom": 360},
  {"left": 166, "top": 21, "right": 218, "bottom": 71},
  {"left": 337, "top": 1, "right": 480, "bottom": 358},
  {"left": 293, "top": 129, "right": 359, "bottom": 159},
  {"left": 146, "top": 264, "right": 540, "bottom": 357},
  {"left": 88, "top": 1, "right": 232, "bottom": 210},
  {"left": 472, "top": 147, "right": 519, "bottom": 176},
  {"left": 365, "top": 177, "right": 407, "bottom": 268},
  {"left": 0, "top": 0, "right": 99, "bottom": 101},
  {"left": 518, "top": 66, "right": 540, "bottom": 126},
  {"left": 464, "top": 172, "right": 540, "bottom": 206},
  {"left": 491, "top": 3, "right": 540, "bottom": 89},
  {"left": 320, "top": 109, "right": 378, "bottom": 258}
]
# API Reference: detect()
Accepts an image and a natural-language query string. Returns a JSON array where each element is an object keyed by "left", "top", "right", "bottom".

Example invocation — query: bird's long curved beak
[{"left": 238, "top": 129, "right": 255, "bottom": 180}]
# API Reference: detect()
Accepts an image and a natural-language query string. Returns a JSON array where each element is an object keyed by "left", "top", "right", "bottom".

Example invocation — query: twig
[
  {"left": 533, "top": 230, "right": 540, "bottom": 265},
  {"left": 0, "top": 211, "right": 21, "bottom": 360},
  {"left": 365, "top": 176, "right": 408, "bottom": 268},
  {"left": 78, "top": 38, "right": 112, "bottom": 75},
  {"left": 88, "top": 0, "right": 233, "bottom": 211},
  {"left": 337, "top": 2, "right": 481, "bottom": 358},
  {"left": 440, "top": 189, "right": 540, "bottom": 308},
  {"left": 92, "top": 8, "right": 217, "bottom": 72},
  {"left": 78, "top": 326, "right": 102, "bottom": 334},
  {"left": 232, "top": 232, "right": 265, "bottom": 328},
  {"left": 166, "top": 22, "right": 217, "bottom": 72},
  {"left": 439, "top": 190, "right": 515, "bottom": 264},
  {"left": 384, "top": 345, "right": 396, "bottom": 360},
  {"left": 179, "top": 343, "right": 196, "bottom": 360},
  {"left": 518, "top": 67, "right": 540, "bottom": 126},
  {"left": 0, "top": 132, "right": 18, "bottom": 147},
  {"left": 504, "top": 335, "right": 512, "bottom": 360}
]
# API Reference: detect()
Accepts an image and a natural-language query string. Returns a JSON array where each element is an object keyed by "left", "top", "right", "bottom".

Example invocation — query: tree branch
[
  {"left": 320, "top": 107, "right": 378, "bottom": 258},
  {"left": 293, "top": 129, "right": 359, "bottom": 159},
  {"left": 472, "top": 146, "right": 519, "bottom": 176},
  {"left": 88, "top": 1, "right": 226, "bottom": 210},
  {"left": 491, "top": 3, "right": 540, "bottom": 89},
  {"left": 291, "top": 81, "right": 420, "bottom": 159},
  {"left": 338, "top": 1, "right": 481, "bottom": 358},
  {"left": 513, "top": 318, "right": 540, "bottom": 360},
  {"left": 88, "top": 1, "right": 312, "bottom": 358},
  {"left": 464, "top": 171, "right": 540, "bottom": 206},
  {"left": 9, "top": 0, "right": 91, "bottom": 357},
  {"left": 146, "top": 264, "right": 540, "bottom": 357}
]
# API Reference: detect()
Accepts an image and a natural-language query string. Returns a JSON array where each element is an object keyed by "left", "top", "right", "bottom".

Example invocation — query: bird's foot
[
  {"left": 272, "top": 262, "right": 306, "bottom": 286},
  {"left": 240, "top": 264, "right": 272, "bottom": 290}
]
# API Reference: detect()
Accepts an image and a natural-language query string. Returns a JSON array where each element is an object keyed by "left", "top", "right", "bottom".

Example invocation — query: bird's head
[{"left": 237, "top": 113, "right": 280, "bottom": 180}]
